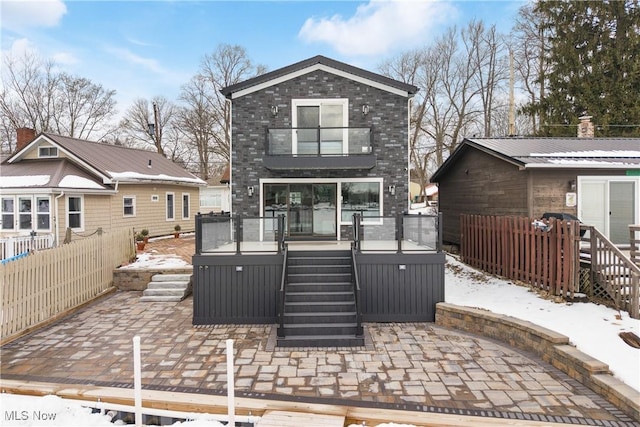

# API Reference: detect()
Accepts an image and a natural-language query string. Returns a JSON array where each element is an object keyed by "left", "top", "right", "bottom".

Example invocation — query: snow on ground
[{"left": 2, "top": 216, "right": 638, "bottom": 426}]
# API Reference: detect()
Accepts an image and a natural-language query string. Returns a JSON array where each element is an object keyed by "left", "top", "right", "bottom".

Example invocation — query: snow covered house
[
  {"left": 0, "top": 128, "right": 206, "bottom": 246},
  {"left": 430, "top": 136, "right": 640, "bottom": 245}
]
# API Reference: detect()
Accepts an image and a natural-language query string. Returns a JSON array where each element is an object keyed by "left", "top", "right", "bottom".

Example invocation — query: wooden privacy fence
[
  {"left": 460, "top": 215, "right": 580, "bottom": 298},
  {"left": 1, "top": 227, "right": 135, "bottom": 342}
]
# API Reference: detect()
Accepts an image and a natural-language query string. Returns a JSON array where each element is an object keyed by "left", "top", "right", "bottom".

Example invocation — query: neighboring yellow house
[{"left": 0, "top": 129, "right": 206, "bottom": 246}]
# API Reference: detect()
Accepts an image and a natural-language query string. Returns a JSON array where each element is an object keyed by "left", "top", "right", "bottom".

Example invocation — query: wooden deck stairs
[
  {"left": 277, "top": 250, "right": 364, "bottom": 348},
  {"left": 579, "top": 226, "right": 640, "bottom": 319}
]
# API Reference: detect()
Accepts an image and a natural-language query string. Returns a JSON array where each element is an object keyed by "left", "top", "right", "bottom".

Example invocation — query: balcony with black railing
[{"left": 264, "top": 126, "right": 376, "bottom": 170}]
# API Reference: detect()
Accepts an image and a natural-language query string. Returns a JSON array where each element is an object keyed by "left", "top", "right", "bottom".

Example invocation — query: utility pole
[
  {"left": 508, "top": 50, "right": 516, "bottom": 137},
  {"left": 152, "top": 101, "right": 165, "bottom": 156}
]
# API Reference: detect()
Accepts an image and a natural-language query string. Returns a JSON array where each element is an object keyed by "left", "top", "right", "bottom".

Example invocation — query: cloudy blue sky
[{"left": 1, "top": 0, "right": 525, "bottom": 116}]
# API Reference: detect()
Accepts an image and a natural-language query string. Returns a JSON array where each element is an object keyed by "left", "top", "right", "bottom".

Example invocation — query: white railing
[{"left": 0, "top": 234, "right": 55, "bottom": 261}]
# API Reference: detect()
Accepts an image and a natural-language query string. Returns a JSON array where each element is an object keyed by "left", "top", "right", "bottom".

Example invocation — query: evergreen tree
[{"left": 528, "top": 0, "right": 640, "bottom": 136}]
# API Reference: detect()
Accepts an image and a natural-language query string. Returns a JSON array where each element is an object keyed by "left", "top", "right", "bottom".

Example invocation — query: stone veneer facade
[{"left": 230, "top": 69, "right": 411, "bottom": 239}]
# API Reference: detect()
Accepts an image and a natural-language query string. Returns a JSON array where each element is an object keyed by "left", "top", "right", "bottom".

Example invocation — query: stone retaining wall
[
  {"left": 435, "top": 302, "right": 639, "bottom": 422},
  {"left": 113, "top": 267, "right": 193, "bottom": 291}
]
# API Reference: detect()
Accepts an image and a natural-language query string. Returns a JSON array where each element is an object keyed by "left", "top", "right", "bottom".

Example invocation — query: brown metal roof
[
  {"left": 30, "top": 133, "right": 205, "bottom": 186},
  {"left": 0, "top": 158, "right": 107, "bottom": 190}
]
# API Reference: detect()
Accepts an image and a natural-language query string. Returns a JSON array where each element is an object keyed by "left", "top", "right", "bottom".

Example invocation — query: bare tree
[
  {"left": 510, "top": 3, "right": 551, "bottom": 134},
  {"left": 197, "top": 44, "right": 267, "bottom": 163},
  {"left": 177, "top": 75, "right": 219, "bottom": 180},
  {"left": 0, "top": 51, "right": 117, "bottom": 150},
  {"left": 466, "top": 20, "right": 509, "bottom": 137},
  {"left": 119, "top": 96, "right": 176, "bottom": 156},
  {"left": 380, "top": 21, "right": 509, "bottom": 192},
  {"left": 52, "top": 73, "right": 117, "bottom": 139}
]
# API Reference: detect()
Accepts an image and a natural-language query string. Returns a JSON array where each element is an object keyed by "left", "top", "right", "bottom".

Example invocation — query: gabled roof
[
  {"left": 5, "top": 133, "right": 206, "bottom": 187},
  {"left": 221, "top": 55, "right": 418, "bottom": 99},
  {"left": 431, "top": 137, "right": 640, "bottom": 182},
  {"left": 0, "top": 158, "right": 108, "bottom": 191}
]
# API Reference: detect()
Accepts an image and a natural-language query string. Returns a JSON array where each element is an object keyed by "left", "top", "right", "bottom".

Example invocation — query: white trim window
[
  {"left": 1, "top": 197, "right": 15, "bottom": 230},
  {"left": 67, "top": 195, "right": 83, "bottom": 230},
  {"left": 38, "top": 146, "right": 58, "bottom": 158},
  {"left": 123, "top": 196, "right": 136, "bottom": 217},
  {"left": 340, "top": 181, "right": 382, "bottom": 223},
  {"left": 182, "top": 193, "right": 190, "bottom": 219},
  {"left": 166, "top": 192, "right": 175, "bottom": 221},
  {"left": 36, "top": 196, "right": 51, "bottom": 230},
  {"left": 18, "top": 197, "right": 32, "bottom": 230},
  {"left": 292, "top": 98, "right": 348, "bottom": 155}
]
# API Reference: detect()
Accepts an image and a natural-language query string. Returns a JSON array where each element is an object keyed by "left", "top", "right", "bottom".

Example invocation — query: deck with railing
[{"left": 192, "top": 212, "right": 446, "bottom": 329}]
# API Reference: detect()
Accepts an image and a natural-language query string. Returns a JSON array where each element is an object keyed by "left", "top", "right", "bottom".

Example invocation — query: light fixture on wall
[
  {"left": 247, "top": 186, "right": 255, "bottom": 197},
  {"left": 568, "top": 179, "right": 576, "bottom": 191},
  {"left": 388, "top": 185, "right": 396, "bottom": 196},
  {"left": 362, "top": 104, "right": 370, "bottom": 116},
  {"left": 271, "top": 105, "right": 278, "bottom": 117}
]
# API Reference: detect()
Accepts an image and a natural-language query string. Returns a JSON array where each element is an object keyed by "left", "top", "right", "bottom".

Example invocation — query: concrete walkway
[{"left": 1, "top": 291, "right": 637, "bottom": 426}]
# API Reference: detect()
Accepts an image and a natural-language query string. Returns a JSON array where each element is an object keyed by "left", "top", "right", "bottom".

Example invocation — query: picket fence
[
  {"left": 0, "top": 228, "right": 135, "bottom": 342},
  {"left": 460, "top": 214, "right": 580, "bottom": 298}
]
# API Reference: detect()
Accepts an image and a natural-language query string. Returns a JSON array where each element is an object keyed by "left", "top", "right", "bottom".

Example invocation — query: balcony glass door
[
  {"left": 263, "top": 183, "right": 337, "bottom": 239},
  {"left": 294, "top": 99, "right": 347, "bottom": 156}
]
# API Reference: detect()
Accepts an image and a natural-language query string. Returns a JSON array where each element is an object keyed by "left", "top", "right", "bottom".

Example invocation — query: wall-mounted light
[
  {"left": 247, "top": 186, "right": 254, "bottom": 197},
  {"left": 568, "top": 179, "right": 576, "bottom": 191},
  {"left": 388, "top": 185, "right": 396, "bottom": 196},
  {"left": 271, "top": 105, "right": 278, "bottom": 117},
  {"left": 362, "top": 104, "right": 370, "bottom": 116}
]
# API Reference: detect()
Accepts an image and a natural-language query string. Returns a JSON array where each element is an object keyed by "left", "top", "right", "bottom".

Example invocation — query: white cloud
[
  {"left": 298, "top": 0, "right": 457, "bottom": 56},
  {"left": 104, "top": 45, "right": 166, "bottom": 74},
  {"left": 2, "top": 38, "right": 38, "bottom": 57},
  {"left": 1, "top": 0, "right": 67, "bottom": 32}
]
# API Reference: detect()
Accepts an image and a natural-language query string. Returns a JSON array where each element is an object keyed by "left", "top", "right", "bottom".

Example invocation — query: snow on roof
[
  {"left": 530, "top": 150, "right": 640, "bottom": 157},
  {"left": 0, "top": 175, "right": 50, "bottom": 188},
  {"left": 59, "top": 174, "right": 105, "bottom": 189},
  {"left": 107, "top": 171, "right": 206, "bottom": 185}
]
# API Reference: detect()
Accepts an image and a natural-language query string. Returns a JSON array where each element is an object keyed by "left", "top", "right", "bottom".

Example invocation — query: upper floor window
[
  {"left": 39, "top": 146, "right": 58, "bottom": 158},
  {"left": 292, "top": 99, "right": 348, "bottom": 155}
]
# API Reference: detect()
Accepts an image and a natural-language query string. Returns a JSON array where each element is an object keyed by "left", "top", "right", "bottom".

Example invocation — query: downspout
[
  {"left": 226, "top": 97, "right": 233, "bottom": 218},
  {"left": 54, "top": 191, "right": 65, "bottom": 246}
]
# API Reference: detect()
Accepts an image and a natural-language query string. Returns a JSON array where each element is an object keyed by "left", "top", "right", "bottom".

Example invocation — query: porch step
[
  {"left": 140, "top": 273, "right": 192, "bottom": 302},
  {"left": 283, "top": 311, "right": 357, "bottom": 324},
  {"left": 277, "top": 334, "right": 364, "bottom": 348},
  {"left": 284, "top": 301, "right": 356, "bottom": 313}
]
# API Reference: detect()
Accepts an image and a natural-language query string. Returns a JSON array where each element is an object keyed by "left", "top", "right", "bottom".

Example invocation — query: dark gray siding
[
  {"left": 357, "top": 253, "right": 445, "bottom": 322},
  {"left": 192, "top": 254, "right": 283, "bottom": 324},
  {"left": 193, "top": 252, "right": 445, "bottom": 324},
  {"left": 231, "top": 69, "right": 410, "bottom": 220}
]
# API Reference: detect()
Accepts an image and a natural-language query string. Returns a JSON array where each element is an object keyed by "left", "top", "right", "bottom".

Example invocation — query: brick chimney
[
  {"left": 577, "top": 116, "right": 594, "bottom": 138},
  {"left": 16, "top": 127, "right": 36, "bottom": 152}
]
